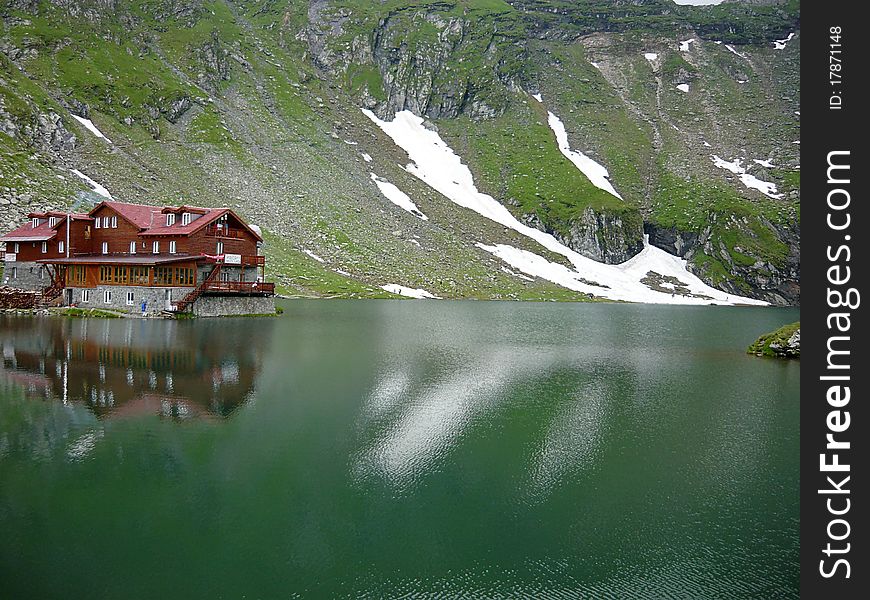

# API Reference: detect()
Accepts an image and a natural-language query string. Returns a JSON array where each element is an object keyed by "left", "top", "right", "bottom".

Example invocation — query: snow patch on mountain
[
  {"left": 70, "top": 115, "right": 112, "bottom": 143},
  {"left": 711, "top": 155, "right": 783, "bottom": 199},
  {"left": 371, "top": 173, "right": 428, "bottom": 220},
  {"left": 546, "top": 111, "right": 623, "bottom": 200},
  {"left": 70, "top": 169, "right": 112, "bottom": 198},
  {"left": 363, "top": 109, "right": 764, "bottom": 305},
  {"left": 381, "top": 284, "right": 440, "bottom": 299}
]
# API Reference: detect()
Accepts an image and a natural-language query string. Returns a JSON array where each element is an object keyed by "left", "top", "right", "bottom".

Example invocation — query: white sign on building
[{"left": 223, "top": 253, "right": 242, "bottom": 265}]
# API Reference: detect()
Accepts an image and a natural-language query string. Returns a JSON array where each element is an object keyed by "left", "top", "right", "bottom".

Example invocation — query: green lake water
[{"left": 0, "top": 301, "right": 799, "bottom": 598}]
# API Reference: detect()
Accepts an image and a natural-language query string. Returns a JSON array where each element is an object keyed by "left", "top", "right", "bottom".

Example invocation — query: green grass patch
[{"left": 747, "top": 321, "right": 799, "bottom": 358}]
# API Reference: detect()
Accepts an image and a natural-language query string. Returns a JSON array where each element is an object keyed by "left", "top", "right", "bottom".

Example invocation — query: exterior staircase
[{"left": 173, "top": 264, "right": 222, "bottom": 313}]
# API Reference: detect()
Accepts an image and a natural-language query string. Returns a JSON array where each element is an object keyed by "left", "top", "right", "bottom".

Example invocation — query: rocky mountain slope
[{"left": 0, "top": 0, "right": 800, "bottom": 304}]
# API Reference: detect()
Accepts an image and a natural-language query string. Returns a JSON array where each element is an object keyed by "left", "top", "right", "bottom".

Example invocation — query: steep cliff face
[{"left": 0, "top": 0, "right": 800, "bottom": 303}]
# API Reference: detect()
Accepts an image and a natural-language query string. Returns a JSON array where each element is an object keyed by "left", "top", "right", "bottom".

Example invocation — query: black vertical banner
[{"left": 802, "top": 2, "right": 866, "bottom": 597}]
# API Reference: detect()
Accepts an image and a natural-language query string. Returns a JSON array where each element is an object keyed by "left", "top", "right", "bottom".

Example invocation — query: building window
[
  {"left": 181, "top": 212, "right": 191, "bottom": 226},
  {"left": 49, "top": 217, "right": 58, "bottom": 227},
  {"left": 155, "top": 266, "right": 173, "bottom": 285},
  {"left": 111, "top": 216, "right": 118, "bottom": 228},
  {"left": 152, "top": 240, "right": 160, "bottom": 254},
  {"left": 216, "top": 241, "right": 224, "bottom": 255},
  {"left": 104, "top": 290, "right": 113, "bottom": 304},
  {"left": 169, "top": 241, "right": 177, "bottom": 254},
  {"left": 126, "top": 291, "right": 135, "bottom": 306},
  {"left": 11, "top": 267, "right": 17, "bottom": 279},
  {"left": 99, "top": 265, "right": 112, "bottom": 283},
  {"left": 129, "top": 241, "right": 136, "bottom": 255},
  {"left": 174, "top": 267, "right": 195, "bottom": 286},
  {"left": 220, "top": 271, "right": 230, "bottom": 282},
  {"left": 166, "top": 213, "right": 176, "bottom": 227},
  {"left": 41, "top": 242, "right": 47, "bottom": 253},
  {"left": 130, "top": 266, "right": 149, "bottom": 285},
  {"left": 13, "top": 243, "right": 19, "bottom": 253},
  {"left": 32, "top": 217, "right": 40, "bottom": 228},
  {"left": 81, "top": 289, "right": 91, "bottom": 303},
  {"left": 58, "top": 241, "right": 65, "bottom": 254},
  {"left": 39, "top": 268, "right": 44, "bottom": 280},
  {"left": 67, "top": 266, "right": 86, "bottom": 286},
  {"left": 103, "top": 216, "right": 109, "bottom": 229},
  {"left": 94, "top": 218, "right": 100, "bottom": 229},
  {"left": 102, "top": 242, "right": 108, "bottom": 255},
  {"left": 112, "top": 266, "right": 129, "bottom": 285}
]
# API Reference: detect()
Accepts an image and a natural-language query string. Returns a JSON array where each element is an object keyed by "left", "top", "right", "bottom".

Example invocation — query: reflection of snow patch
[
  {"left": 381, "top": 284, "right": 440, "bottom": 299},
  {"left": 67, "top": 429, "right": 104, "bottom": 461},
  {"left": 370, "top": 173, "right": 428, "bottom": 220}
]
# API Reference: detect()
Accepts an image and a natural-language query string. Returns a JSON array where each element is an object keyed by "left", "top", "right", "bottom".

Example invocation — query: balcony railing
[
  {"left": 201, "top": 280, "right": 275, "bottom": 294},
  {"left": 205, "top": 224, "right": 246, "bottom": 239}
]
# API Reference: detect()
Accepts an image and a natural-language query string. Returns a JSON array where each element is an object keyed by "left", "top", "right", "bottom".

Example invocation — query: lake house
[{"left": 1, "top": 201, "right": 275, "bottom": 316}]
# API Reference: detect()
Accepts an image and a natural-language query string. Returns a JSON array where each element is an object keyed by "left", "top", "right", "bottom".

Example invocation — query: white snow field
[
  {"left": 676, "top": 83, "right": 690, "bottom": 93},
  {"left": 679, "top": 39, "right": 695, "bottom": 52},
  {"left": 70, "top": 169, "right": 113, "bottom": 198},
  {"left": 381, "top": 284, "right": 440, "bottom": 299},
  {"left": 643, "top": 52, "right": 658, "bottom": 62},
  {"left": 70, "top": 114, "right": 112, "bottom": 143},
  {"left": 370, "top": 173, "right": 428, "bottom": 220},
  {"left": 363, "top": 109, "right": 765, "bottom": 306}
]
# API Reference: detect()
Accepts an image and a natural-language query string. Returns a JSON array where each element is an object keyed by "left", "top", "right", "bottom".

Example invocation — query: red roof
[
  {"left": 1, "top": 219, "right": 58, "bottom": 242},
  {"left": 142, "top": 209, "right": 226, "bottom": 237},
  {"left": 88, "top": 201, "right": 262, "bottom": 241},
  {"left": 91, "top": 201, "right": 164, "bottom": 229}
]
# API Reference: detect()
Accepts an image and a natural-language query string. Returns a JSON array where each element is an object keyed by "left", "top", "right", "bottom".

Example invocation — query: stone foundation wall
[
  {"left": 1, "top": 261, "right": 49, "bottom": 291},
  {"left": 66, "top": 285, "right": 194, "bottom": 314},
  {"left": 192, "top": 295, "right": 275, "bottom": 317}
]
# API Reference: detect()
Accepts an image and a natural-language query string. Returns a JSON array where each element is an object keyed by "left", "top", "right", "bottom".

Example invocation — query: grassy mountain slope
[{"left": 0, "top": 0, "right": 800, "bottom": 303}]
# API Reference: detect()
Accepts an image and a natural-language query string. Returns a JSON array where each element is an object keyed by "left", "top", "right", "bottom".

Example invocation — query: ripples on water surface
[{"left": 0, "top": 301, "right": 799, "bottom": 598}]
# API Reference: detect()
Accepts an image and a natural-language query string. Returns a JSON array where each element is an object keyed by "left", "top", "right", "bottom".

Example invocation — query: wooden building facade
[{"left": 1, "top": 201, "right": 274, "bottom": 315}]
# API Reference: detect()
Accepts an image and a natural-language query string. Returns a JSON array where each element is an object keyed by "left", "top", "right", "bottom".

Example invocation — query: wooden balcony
[
  {"left": 233, "top": 255, "right": 265, "bottom": 267},
  {"left": 201, "top": 280, "right": 275, "bottom": 294},
  {"left": 205, "top": 224, "right": 246, "bottom": 239}
]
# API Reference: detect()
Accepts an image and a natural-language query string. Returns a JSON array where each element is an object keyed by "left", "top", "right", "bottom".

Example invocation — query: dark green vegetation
[
  {"left": 1, "top": 0, "right": 799, "bottom": 303},
  {"left": 747, "top": 320, "right": 800, "bottom": 358}
]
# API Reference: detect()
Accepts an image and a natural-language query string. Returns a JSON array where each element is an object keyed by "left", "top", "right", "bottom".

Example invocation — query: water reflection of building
[{"left": 0, "top": 316, "right": 272, "bottom": 420}]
